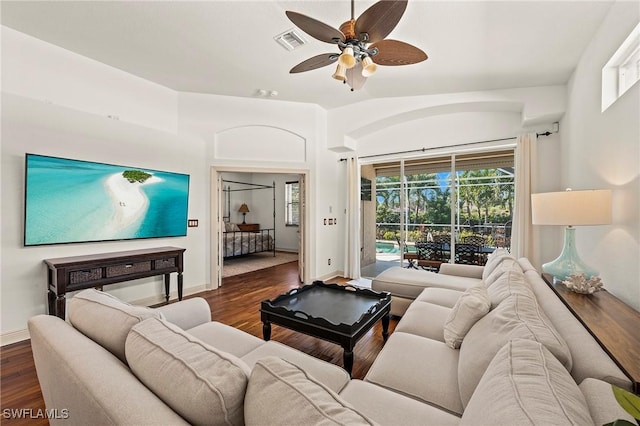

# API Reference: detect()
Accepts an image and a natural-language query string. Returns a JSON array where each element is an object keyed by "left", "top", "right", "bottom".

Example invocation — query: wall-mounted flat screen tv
[{"left": 24, "top": 154, "right": 190, "bottom": 246}]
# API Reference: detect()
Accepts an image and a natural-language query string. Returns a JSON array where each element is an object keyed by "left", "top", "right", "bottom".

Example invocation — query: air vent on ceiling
[{"left": 274, "top": 29, "right": 306, "bottom": 51}]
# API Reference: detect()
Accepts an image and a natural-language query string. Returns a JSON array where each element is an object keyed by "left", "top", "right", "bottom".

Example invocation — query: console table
[
  {"left": 44, "top": 247, "right": 185, "bottom": 319},
  {"left": 542, "top": 273, "right": 640, "bottom": 394}
]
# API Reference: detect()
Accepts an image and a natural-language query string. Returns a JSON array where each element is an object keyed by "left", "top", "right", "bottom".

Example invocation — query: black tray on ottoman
[{"left": 260, "top": 280, "right": 391, "bottom": 375}]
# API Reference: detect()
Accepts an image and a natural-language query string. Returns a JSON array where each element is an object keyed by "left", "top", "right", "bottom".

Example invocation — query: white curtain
[
  {"left": 511, "top": 133, "right": 538, "bottom": 259},
  {"left": 345, "top": 157, "right": 361, "bottom": 279}
]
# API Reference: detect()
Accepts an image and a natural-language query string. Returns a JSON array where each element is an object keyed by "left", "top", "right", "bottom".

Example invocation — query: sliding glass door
[{"left": 370, "top": 149, "right": 514, "bottom": 271}]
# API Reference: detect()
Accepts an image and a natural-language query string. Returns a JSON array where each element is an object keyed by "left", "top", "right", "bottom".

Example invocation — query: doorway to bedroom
[{"left": 214, "top": 170, "right": 306, "bottom": 287}]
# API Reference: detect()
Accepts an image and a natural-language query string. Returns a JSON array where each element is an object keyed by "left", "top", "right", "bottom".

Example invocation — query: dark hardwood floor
[{"left": 0, "top": 261, "right": 397, "bottom": 425}]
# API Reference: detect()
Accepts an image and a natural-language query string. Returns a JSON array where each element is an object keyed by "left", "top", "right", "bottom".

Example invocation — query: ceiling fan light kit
[
  {"left": 332, "top": 64, "right": 348, "bottom": 81},
  {"left": 286, "top": 0, "right": 427, "bottom": 91}
]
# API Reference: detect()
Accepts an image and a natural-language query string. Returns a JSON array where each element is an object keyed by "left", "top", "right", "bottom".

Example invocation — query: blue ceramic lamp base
[{"left": 542, "top": 226, "right": 599, "bottom": 281}]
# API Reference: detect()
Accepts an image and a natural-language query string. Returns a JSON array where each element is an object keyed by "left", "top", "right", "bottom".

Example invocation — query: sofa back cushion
[
  {"left": 443, "top": 283, "right": 491, "bottom": 349},
  {"left": 460, "top": 339, "right": 593, "bottom": 426},
  {"left": 126, "top": 318, "right": 251, "bottom": 426},
  {"left": 244, "top": 356, "right": 375, "bottom": 426},
  {"left": 69, "top": 288, "right": 164, "bottom": 363},
  {"left": 458, "top": 288, "right": 573, "bottom": 407},
  {"left": 481, "top": 248, "right": 513, "bottom": 282},
  {"left": 486, "top": 264, "right": 530, "bottom": 307}
]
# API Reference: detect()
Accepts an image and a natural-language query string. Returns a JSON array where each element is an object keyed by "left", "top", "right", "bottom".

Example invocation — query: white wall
[
  {"left": 0, "top": 29, "right": 208, "bottom": 343},
  {"left": 561, "top": 0, "right": 640, "bottom": 310},
  {"left": 1, "top": 27, "right": 178, "bottom": 133},
  {"left": 178, "top": 93, "right": 345, "bottom": 283}
]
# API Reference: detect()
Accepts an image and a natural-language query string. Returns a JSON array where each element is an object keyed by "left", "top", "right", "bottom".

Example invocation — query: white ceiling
[{"left": 1, "top": 0, "right": 615, "bottom": 109}]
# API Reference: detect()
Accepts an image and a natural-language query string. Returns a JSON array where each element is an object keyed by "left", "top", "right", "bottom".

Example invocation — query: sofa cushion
[
  {"left": 484, "top": 257, "right": 523, "bottom": 289},
  {"left": 486, "top": 265, "right": 529, "bottom": 307},
  {"left": 69, "top": 288, "right": 164, "bottom": 363},
  {"left": 126, "top": 318, "right": 250, "bottom": 426},
  {"left": 365, "top": 332, "right": 463, "bottom": 415},
  {"left": 522, "top": 264, "right": 633, "bottom": 390},
  {"left": 187, "top": 321, "right": 265, "bottom": 358},
  {"left": 241, "top": 340, "right": 350, "bottom": 393},
  {"left": 443, "top": 283, "right": 490, "bottom": 349},
  {"left": 415, "top": 287, "right": 464, "bottom": 308},
  {"left": 458, "top": 289, "right": 573, "bottom": 407},
  {"left": 372, "top": 267, "right": 479, "bottom": 299},
  {"left": 394, "top": 301, "right": 450, "bottom": 341},
  {"left": 460, "top": 339, "right": 594, "bottom": 426},
  {"left": 339, "top": 380, "right": 460, "bottom": 426},
  {"left": 244, "top": 357, "right": 375, "bottom": 426},
  {"left": 481, "top": 248, "right": 513, "bottom": 282}
]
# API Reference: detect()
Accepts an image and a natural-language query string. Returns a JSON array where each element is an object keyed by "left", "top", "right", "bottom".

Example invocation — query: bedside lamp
[
  {"left": 238, "top": 203, "right": 250, "bottom": 224},
  {"left": 531, "top": 189, "right": 612, "bottom": 281}
]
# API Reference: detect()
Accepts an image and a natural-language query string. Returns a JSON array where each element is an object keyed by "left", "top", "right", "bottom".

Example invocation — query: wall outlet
[{"left": 328, "top": 258, "right": 331, "bottom": 265}]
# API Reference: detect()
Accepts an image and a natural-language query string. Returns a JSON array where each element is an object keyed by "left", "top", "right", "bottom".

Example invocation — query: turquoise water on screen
[{"left": 25, "top": 155, "right": 189, "bottom": 245}]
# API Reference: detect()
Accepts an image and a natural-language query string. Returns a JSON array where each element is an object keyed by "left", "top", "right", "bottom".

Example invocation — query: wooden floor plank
[{"left": 0, "top": 261, "right": 395, "bottom": 424}]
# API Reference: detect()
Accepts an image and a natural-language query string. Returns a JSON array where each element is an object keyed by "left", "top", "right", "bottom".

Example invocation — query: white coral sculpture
[{"left": 562, "top": 274, "right": 604, "bottom": 294}]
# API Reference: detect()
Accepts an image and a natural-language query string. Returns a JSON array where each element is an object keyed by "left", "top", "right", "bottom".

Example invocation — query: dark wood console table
[
  {"left": 44, "top": 246, "right": 185, "bottom": 319},
  {"left": 542, "top": 273, "right": 640, "bottom": 394}
]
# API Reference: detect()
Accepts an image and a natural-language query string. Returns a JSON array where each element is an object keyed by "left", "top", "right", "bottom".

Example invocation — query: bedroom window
[{"left": 285, "top": 181, "right": 299, "bottom": 226}]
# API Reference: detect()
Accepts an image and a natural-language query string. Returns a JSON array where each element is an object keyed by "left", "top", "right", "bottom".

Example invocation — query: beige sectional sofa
[{"left": 29, "top": 252, "right": 637, "bottom": 425}]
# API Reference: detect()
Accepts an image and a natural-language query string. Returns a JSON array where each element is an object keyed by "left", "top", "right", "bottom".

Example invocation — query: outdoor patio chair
[
  {"left": 455, "top": 243, "right": 482, "bottom": 265},
  {"left": 415, "top": 241, "right": 445, "bottom": 272}
]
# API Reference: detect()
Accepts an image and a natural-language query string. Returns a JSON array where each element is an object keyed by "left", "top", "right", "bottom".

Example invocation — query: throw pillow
[
  {"left": 443, "top": 283, "right": 491, "bottom": 349},
  {"left": 244, "top": 356, "right": 376, "bottom": 426},
  {"left": 126, "top": 317, "right": 251, "bottom": 426},
  {"left": 69, "top": 288, "right": 164, "bottom": 363},
  {"left": 460, "top": 339, "right": 593, "bottom": 426}
]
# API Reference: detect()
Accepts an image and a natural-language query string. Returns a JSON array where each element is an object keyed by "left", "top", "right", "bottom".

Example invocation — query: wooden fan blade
[
  {"left": 370, "top": 39, "right": 428, "bottom": 65},
  {"left": 355, "top": 0, "right": 408, "bottom": 43},
  {"left": 290, "top": 53, "right": 338, "bottom": 73},
  {"left": 346, "top": 62, "right": 368, "bottom": 90},
  {"left": 286, "top": 11, "right": 345, "bottom": 44}
]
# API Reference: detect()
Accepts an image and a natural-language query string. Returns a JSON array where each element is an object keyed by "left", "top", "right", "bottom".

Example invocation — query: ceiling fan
[{"left": 286, "top": 0, "right": 427, "bottom": 91}]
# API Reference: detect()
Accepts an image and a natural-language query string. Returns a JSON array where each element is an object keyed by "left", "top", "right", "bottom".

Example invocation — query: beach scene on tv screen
[{"left": 25, "top": 155, "right": 190, "bottom": 246}]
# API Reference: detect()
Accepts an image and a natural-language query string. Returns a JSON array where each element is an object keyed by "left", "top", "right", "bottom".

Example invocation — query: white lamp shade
[
  {"left": 531, "top": 189, "right": 612, "bottom": 226},
  {"left": 338, "top": 46, "right": 356, "bottom": 69},
  {"left": 361, "top": 56, "right": 377, "bottom": 77},
  {"left": 332, "top": 64, "right": 347, "bottom": 81}
]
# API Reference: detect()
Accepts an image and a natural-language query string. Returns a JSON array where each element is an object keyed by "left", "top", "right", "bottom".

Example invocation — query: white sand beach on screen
[{"left": 103, "top": 173, "right": 162, "bottom": 235}]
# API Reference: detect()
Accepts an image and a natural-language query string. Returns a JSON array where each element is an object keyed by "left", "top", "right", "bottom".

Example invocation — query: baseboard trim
[
  {"left": 135, "top": 283, "right": 210, "bottom": 307},
  {"left": 315, "top": 270, "right": 344, "bottom": 282},
  {"left": 1, "top": 328, "right": 31, "bottom": 346}
]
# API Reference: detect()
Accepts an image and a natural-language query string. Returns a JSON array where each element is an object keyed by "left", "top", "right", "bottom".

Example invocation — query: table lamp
[
  {"left": 238, "top": 203, "right": 250, "bottom": 224},
  {"left": 531, "top": 189, "right": 612, "bottom": 281}
]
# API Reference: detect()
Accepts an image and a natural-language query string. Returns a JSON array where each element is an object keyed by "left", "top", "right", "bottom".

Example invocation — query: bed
[
  {"left": 222, "top": 179, "right": 276, "bottom": 259},
  {"left": 223, "top": 223, "right": 275, "bottom": 258}
]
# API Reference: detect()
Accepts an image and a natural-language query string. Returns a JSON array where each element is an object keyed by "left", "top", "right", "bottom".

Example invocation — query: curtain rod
[{"left": 339, "top": 132, "right": 553, "bottom": 162}]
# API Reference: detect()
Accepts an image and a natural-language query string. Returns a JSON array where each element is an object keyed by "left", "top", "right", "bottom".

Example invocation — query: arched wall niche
[{"left": 214, "top": 125, "right": 306, "bottom": 162}]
